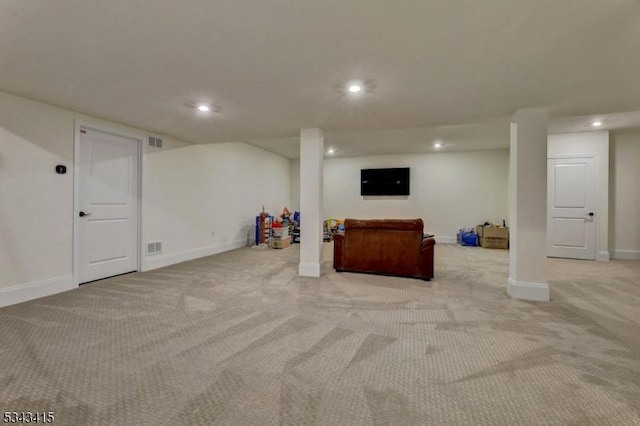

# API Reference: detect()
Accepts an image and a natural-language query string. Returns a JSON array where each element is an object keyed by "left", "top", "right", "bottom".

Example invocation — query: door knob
[
  {"left": 79, "top": 211, "right": 92, "bottom": 217},
  {"left": 588, "top": 212, "right": 594, "bottom": 217}
]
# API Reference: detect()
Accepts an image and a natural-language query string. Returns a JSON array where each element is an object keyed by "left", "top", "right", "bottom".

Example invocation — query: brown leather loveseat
[{"left": 333, "top": 218, "right": 436, "bottom": 280}]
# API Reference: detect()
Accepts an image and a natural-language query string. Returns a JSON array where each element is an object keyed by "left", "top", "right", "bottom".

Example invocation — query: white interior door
[
  {"left": 77, "top": 128, "right": 139, "bottom": 283},
  {"left": 547, "top": 157, "right": 596, "bottom": 260}
]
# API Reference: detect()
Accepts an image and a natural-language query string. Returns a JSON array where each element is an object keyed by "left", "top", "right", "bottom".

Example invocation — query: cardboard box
[
  {"left": 272, "top": 227, "right": 289, "bottom": 238},
  {"left": 476, "top": 225, "right": 509, "bottom": 249},
  {"left": 270, "top": 236, "right": 291, "bottom": 249}
]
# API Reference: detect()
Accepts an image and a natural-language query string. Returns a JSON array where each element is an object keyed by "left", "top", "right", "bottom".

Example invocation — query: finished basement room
[{"left": 1, "top": 1, "right": 639, "bottom": 425}]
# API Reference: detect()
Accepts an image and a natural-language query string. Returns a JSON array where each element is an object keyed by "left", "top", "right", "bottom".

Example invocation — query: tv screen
[{"left": 361, "top": 168, "right": 410, "bottom": 196}]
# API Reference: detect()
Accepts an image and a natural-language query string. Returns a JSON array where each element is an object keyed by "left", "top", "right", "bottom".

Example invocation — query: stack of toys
[{"left": 270, "top": 207, "right": 293, "bottom": 249}]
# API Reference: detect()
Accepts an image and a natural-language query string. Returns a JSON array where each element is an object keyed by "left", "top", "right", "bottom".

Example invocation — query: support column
[
  {"left": 298, "top": 128, "right": 324, "bottom": 277},
  {"left": 508, "top": 109, "right": 550, "bottom": 302}
]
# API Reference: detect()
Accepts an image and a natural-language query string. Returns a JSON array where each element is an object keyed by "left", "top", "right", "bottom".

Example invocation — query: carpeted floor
[{"left": 1, "top": 243, "right": 639, "bottom": 425}]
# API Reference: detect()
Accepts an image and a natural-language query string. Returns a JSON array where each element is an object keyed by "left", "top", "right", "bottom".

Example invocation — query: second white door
[
  {"left": 547, "top": 157, "right": 596, "bottom": 260},
  {"left": 77, "top": 128, "right": 139, "bottom": 283}
]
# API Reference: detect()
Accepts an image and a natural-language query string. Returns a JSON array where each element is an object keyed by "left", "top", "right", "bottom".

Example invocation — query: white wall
[
  {"left": 0, "top": 90, "right": 290, "bottom": 306},
  {"left": 143, "top": 141, "right": 290, "bottom": 270},
  {"left": 610, "top": 133, "right": 640, "bottom": 259},
  {"left": 323, "top": 150, "right": 509, "bottom": 241},
  {"left": 290, "top": 159, "right": 300, "bottom": 211},
  {"left": 548, "top": 131, "right": 609, "bottom": 261},
  {"left": 0, "top": 92, "right": 75, "bottom": 295}
]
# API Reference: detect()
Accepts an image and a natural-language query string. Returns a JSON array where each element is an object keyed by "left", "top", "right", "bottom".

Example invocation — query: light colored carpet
[{"left": 1, "top": 243, "right": 639, "bottom": 425}]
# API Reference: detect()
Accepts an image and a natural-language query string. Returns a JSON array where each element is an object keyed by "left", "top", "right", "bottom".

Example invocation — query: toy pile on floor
[
  {"left": 253, "top": 206, "right": 274, "bottom": 249},
  {"left": 323, "top": 218, "right": 344, "bottom": 242},
  {"left": 254, "top": 207, "right": 300, "bottom": 249},
  {"left": 271, "top": 208, "right": 292, "bottom": 249}
]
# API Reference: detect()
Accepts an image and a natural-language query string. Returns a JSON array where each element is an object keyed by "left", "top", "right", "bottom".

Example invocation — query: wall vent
[
  {"left": 146, "top": 241, "right": 163, "bottom": 255},
  {"left": 148, "top": 136, "right": 163, "bottom": 148}
]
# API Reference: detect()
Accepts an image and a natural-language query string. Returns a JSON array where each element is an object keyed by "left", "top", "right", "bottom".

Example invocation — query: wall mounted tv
[{"left": 361, "top": 168, "right": 410, "bottom": 196}]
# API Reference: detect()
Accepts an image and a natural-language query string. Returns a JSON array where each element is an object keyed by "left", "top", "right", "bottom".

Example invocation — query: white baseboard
[
  {"left": 507, "top": 277, "right": 550, "bottom": 302},
  {"left": 596, "top": 251, "right": 610, "bottom": 262},
  {"left": 0, "top": 275, "right": 76, "bottom": 308},
  {"left": 142, "top": 239, "right": 248, "bottom": 271},
  {"left": 299, "top": 262, "right": 321, "bottom": 277},
  {"left": 434, "top": 235, "right": 456, "bottom": 244},
  {"left": 612, "top": 249, "right": 640, "bottom": 260}
]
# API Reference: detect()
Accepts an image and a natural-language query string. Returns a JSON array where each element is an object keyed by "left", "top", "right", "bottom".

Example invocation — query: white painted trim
[
  {"left": 507, "top": 277, "right": 550, "bottom": 302},
  {"left": 434, "top": 235, "right": 456, "bottom": 244},
  {"left": 0, "top": 275, "right": 75, "bottom": 308},
  {"left": 299, "top": 262, "right": 321, "bottom": 277},
  {"left": 547, "top": 154, "right": 595, "bottom": 159},
  {"left": 73, "top": 121, "right": 81, "bottom": 283},
  {"left": 142, "top": 239, "right": 248, "bottom": 271},
  {"left": 612, "top": 250, "right": 640, "bottom": 260},
  {"left": 596, "top": 251, "right": 610, "bottom": 262},
  {"left": 73, "top": 120, "right": 143, "bottom": 285}
]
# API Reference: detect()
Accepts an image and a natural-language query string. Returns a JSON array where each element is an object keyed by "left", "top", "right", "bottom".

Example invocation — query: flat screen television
[{"left": 361, "top": 168, "right": 410, "bottom": 196}]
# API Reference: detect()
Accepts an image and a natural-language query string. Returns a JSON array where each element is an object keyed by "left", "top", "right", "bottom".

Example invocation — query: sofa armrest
[
  {"left": 420, "top": 237, "right": 436, "bottom": 280},
  {"left": 421, "top": 236, "right": 436, "bottom": 248},
  {"left": 333, "top": 233, "right": 345, "bottom": 270}
]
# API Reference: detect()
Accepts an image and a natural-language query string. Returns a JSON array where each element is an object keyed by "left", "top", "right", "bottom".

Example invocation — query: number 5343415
[{"left": 3, "top": 412, "right": 55, "bottom": 423}]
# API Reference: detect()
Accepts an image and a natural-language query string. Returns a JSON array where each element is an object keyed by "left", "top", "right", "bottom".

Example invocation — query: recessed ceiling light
[
  {"left": 592, "top": 121, "right": 602, "bottom": 127},
  {"left": 348, "top": 84, "right": 362, "bottom": 93},
  {"left": 434, "top": 141, "right": 442, "bottom": 148},
  {"left": 327, "top": 147, "right": 336, "bottom": 154},
  {"left": 197, "top": 104, "right": 210, "bottom": 112}
]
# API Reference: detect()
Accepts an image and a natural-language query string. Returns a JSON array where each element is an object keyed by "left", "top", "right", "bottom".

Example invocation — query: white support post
[
  {"left": 508, "top": 109, "right": 550, "bottom": 302},
  {"left": 298, "top": 128, "right": 324, "bottom": 277}
]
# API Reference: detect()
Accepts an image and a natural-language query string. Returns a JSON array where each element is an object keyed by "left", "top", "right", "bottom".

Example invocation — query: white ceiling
[
  {"left": 548, "top": 111, "right": 640, "bottom": 134},
  {"left": 251, "top": 118, "right": 511, "bottom": 159},
  {"left": 253, "top": 112, "right": 640, "bottom": 159},
  {"left": 2, "top": 1, "right": 640, "bottom": 155}
]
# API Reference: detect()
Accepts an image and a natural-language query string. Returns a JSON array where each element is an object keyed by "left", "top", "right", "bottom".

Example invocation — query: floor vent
[{"left": 146, "top": 241, "right": 163, "bottom": 255}]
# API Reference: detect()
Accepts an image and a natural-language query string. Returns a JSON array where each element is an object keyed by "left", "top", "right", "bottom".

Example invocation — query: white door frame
[
  {"left": 73, "top": 120, "right": 144, "bottom": 286},
  {"left": 547, "top": 154, "right": 598, "bottom": 260}
]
